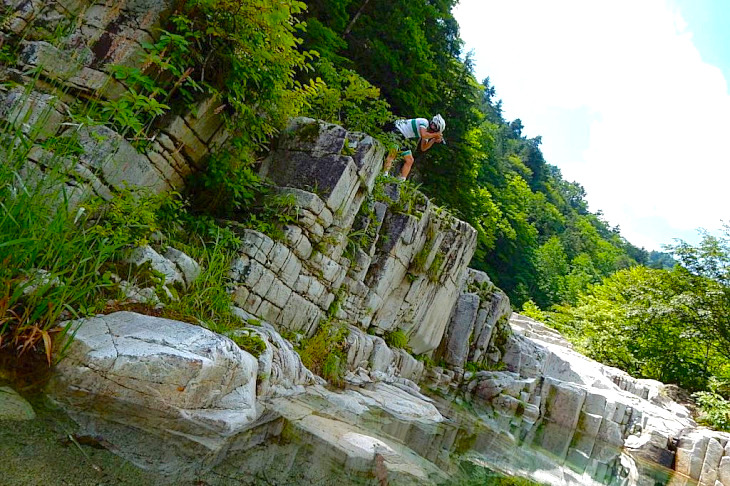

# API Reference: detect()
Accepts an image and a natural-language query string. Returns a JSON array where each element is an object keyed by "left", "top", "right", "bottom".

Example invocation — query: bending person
[{"left": 383, "top": 114, "right": 445, "bottom": 180}]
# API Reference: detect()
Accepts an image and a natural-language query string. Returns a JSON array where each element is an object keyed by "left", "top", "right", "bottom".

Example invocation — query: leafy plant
[
  {"left": 160, "top": 231, "right": 240, "bottom": 331},
  {"left": 412, "top": 226, "right": 437, "bottom": 274},
  {"left": 245, "top": 192, "right": 299, "bottom": 241},
  {"left": 414, "top": 353, "right": 434, "bottom": 368},
  {"left": 373, "top": 174, "right": 427, "bottom": 217},
  {"left": 427, "top": 250, "right": 445, "bottom": 283},
  {"left": 302, "top": 58, "right": 393, "bottom": 137},
  {"left": 84, "top": 188, "right": 181, "bottom": 248},
  {"left": 342, "top": 227, "right": 367, "bottom": 262},
  {"left": 520, "top": 300, "right": 546, "bottom": 322},
  {"left": 464, "top": 360, "right": 506, "bottom": 373},
  {"left": 75, "top": 15, "right": 209, "bottom": 146},
  {"left": 693, "top": 378, "right": 730, "bottom": 432},
  {"left": 326, "top": 288, "right": 347, "bottom": 319},
  {"left": 189, "top": 149, "right": 265, "bottom": 218}
]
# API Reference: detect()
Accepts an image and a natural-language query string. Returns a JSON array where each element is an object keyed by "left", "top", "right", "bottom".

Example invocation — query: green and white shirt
[{"left": 394, "top": 118, "right": 429, "bottom": 139}]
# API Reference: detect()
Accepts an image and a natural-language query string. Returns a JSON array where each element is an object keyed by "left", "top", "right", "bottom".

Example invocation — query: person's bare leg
[
  {"left": 383, "top": 149, "right": 396, "bottom": 173},
  {"left": 400, "top": 153, "right": 414, "bottom": 179}
]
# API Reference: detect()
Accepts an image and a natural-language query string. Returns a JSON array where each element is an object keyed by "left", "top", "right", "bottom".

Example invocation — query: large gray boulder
[{"left": 48, "top": 312, "right": 260, "bottom": 454}]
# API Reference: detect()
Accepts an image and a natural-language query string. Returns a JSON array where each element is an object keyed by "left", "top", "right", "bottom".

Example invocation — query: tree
[{"left": 550, "top": 266, "right": 720, "bottom": 391}]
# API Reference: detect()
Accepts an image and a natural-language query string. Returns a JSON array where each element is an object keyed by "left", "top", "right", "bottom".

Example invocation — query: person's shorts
[{"left": 382, "top": 122, "right": 416, "bottom": 157}]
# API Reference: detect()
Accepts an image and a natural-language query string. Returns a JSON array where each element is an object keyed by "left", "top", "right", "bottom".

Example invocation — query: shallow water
[{"left": 0, "top": 385, "right": 695, "bottom": 486}]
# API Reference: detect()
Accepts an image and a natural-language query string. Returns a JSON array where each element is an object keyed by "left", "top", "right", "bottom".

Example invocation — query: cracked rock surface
[{"left": 48, "top": 312, "right": 259, "bottom": 445}]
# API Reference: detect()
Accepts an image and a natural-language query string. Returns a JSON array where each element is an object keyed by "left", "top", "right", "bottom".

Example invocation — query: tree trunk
[{"left": 344, "top": 0, "right": 371, "bottom": 36}]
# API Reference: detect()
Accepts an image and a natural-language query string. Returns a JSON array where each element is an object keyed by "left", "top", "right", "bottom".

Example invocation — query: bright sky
[{"left": 454, "top": 0, "right": 730, "bottom": 251}]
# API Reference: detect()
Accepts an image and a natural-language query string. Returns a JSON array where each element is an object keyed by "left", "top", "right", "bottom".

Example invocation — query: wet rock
[
  {"left": 264, "top": 381, "right": 445, "bottom": 483},
  {"left": 543, "top": 378, "right": 586, "bottom": 430},
  {"left": 0, "top": 387, "right": 36, "bottom": 420}
]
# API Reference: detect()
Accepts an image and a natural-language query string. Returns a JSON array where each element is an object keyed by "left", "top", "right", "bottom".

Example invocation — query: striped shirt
[{"left": 394, "top": 118, "right": 429, "bottom": 139}]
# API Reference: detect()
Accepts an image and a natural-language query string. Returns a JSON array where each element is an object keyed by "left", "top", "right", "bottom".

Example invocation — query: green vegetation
[
  {"left": 159, "top": 233, "right": 243, "bottom": 330},
  {"left": 301, "top": 58, "right": 393, "bottom": 136},
  {"left": 0, "top": 123, "right": 140, "bottom": 363},
  {"left": 297, "top": 318, "right": 350, "bottom": 386},
  {"left": 0, "top": 0, "right": 318, "bottom": 357},
  {"left": 383, "top": 329, "right": 409, "bottom": 349},
  {"left": 693, "top": 378, "right": 730, "bottom": 432},
  {"left": 371, "top": 174, "right": 427, "bottom": 218},
  {"left": 464, "top": 360, "right": 506, "bottom": 374},
  {"left": 520, "top": 300, "right": 547, "bottom": 322},
  {"left": 542, "top": 227, "right": 730, "bottom": 413},
  {"left": 227, "top": 330, "right": 268, "bottom": 358}
]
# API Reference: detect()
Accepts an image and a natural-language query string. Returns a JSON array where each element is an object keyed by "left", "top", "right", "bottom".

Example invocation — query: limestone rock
[
  {"left": 126, "top": 245, "right": 184, "bottom": 287},
  {"left": 48, "top": 312, "right": 260, "bottom": 449},
  {"left": 0, "top": 87, "right": 65, "bottom": 140},
  {"left": 442, "top": 292, "right": 480, "bottom": 368},
  {"left": 246, "top": 322, "right": 322, "bottom": 397},
  {"left": 437, "top": 268, "right": 512, "bottom": 368},
  {"left": 163, "top": 247, "right": 201, "bottom": 287},
  {"left": 0, "top": 386, "right": 36, "bottom": 420}
]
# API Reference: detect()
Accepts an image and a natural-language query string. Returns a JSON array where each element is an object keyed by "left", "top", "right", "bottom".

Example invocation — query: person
[{"left": 383, "top": 114, "right": 445, "bottom": 180}]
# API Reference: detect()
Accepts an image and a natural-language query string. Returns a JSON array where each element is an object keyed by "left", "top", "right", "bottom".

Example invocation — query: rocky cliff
[
  {"left": 42, "top": 119, "right": 730, "bottom": 485},
  {"left": 2, "top": 0, "right": 220, "bottom": 204},
  {"left": 3, "top": 1, "right": 729, "bottom": 484}
]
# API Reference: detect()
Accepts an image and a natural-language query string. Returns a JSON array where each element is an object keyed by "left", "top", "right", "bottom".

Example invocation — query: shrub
[
  {"left": 384, "top": 329, "right": 409, "bottom": 349},
  {"left": 693, "top": 379, "right": 730, "bottom": 432},
  {"left": 302, "top": 58, "right": 393, "bottom": 137},
  {"left": 297, "top": 319, "right": 349, "bottom": 386},
  {"left": 85, "top": 189, "right": 182, "bottom": 248},
  {"left": 228, "top": 330, "right": 267, "bottom": 358},
  {"left": 520, "top": 300, "right": 546, "bottom": 322}
]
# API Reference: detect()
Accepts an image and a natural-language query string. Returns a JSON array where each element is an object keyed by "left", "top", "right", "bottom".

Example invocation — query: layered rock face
[
  {"left": 437, "top": 268, "right": 512, "bottom": 370},
  {"left": 456, "top": 313, "right": 730, "bottom": 486},
  {"left": 8, "top": 4, "right": 726, "bottom": 481},
  {"left": 463, "top": 314, "right": 691, "bottom": 480},
  {"left": 230, "top": 118, "right": 477, "bottom": 355},
  {"left": 1, "top": 0, "right": 225, "bottom": 203}
]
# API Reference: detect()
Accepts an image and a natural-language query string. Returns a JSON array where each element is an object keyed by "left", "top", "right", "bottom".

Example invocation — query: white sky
[{"left": 454, "top": 0, "right": 730, "bottom": 250}]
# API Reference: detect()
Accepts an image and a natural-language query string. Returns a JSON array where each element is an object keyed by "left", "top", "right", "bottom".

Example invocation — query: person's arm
[
  {"left": 418, "top": 126, "right": 442, "bottom": 151},
  {"left": 419, "top": 136, "right": 437, "bottom": 152}
]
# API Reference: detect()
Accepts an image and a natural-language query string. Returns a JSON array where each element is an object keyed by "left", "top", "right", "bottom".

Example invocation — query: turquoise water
[{"left": 0, "top": 383, "right": 692, "bottom": 486}]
